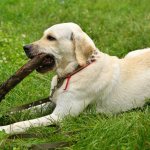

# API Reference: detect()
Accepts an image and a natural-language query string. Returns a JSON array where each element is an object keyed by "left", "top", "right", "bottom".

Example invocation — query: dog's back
[{"left": 96, "top": 48, "right": 150, "bottom": 114}]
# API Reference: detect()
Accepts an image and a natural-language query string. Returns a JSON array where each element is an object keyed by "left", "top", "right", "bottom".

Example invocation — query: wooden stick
[{"left": 0, "top": 53, "right": 49, "bottom": 102}]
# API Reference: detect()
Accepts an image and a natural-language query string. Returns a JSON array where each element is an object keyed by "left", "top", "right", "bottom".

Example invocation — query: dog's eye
[{"left": 47, "top": 35, "right": 56, "bottom": 41}]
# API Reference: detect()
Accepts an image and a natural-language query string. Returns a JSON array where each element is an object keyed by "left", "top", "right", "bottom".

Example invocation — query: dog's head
[{"left": 23, "top": 23, "right": 96, "bottom": 75}]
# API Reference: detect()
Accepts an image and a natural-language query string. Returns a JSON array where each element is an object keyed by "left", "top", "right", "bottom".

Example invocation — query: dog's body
[{"left": 0, "top": 23, "right": 150, "bottom": 134}]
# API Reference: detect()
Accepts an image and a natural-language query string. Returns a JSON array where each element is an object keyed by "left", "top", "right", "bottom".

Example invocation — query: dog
[{"left": 0, "top": 22, "right": 150, "bottom": 134}]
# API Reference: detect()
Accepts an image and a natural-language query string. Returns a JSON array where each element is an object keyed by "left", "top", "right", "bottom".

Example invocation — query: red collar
[{"left": 63, "top": 60, "right": 96, "bottom": 90}]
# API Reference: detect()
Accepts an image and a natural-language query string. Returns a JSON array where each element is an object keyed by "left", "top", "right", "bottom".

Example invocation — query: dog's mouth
[
  {"left": 29, "top": 54, "right": 55, "bottom": 73},
  {"left": 36, "top": 54, "right": 55, "bottom": 73}
]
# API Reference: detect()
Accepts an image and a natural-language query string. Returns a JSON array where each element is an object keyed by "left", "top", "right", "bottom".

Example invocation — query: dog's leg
[
  {"left": 0, "top": 75, "right": 90, "bottom": 134},
  {"left": 0, "top": 93, "right": 89, "bottom": 134},
  {"left": 25, "top": 101, "right": 54, "bottom": 114},
  {"left": 50, "top": 75, "right": 58, "bottom": 95},
  {"left": 0, "top": 113, "right": 58, "bottom": 134}
]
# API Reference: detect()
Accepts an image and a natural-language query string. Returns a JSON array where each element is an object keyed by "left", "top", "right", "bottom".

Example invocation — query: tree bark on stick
[{"left": 0, "top": 54, "right": 49, "bottom": 102}]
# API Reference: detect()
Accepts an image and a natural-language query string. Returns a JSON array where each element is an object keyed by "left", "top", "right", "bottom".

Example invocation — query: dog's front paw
[{"left": 0, "top": 126, "right": 7, "bottom": 133}]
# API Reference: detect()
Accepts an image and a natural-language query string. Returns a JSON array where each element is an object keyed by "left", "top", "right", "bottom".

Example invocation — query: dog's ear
[{"left": 72, "top": 31, "right": 96, "bottom": 66}]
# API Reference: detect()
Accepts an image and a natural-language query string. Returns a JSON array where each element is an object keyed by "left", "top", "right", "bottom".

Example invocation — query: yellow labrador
[{"left": 0, "top": 23, "right": 150, "bottom": 134}]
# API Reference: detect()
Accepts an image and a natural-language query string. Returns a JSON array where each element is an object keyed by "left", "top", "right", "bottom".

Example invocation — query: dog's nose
[
  {"left": 23, "top": 44, "right": 32, "bottom": 53},
  {"left": 23, "top": 44, "right": 34, "bottom": 58}
]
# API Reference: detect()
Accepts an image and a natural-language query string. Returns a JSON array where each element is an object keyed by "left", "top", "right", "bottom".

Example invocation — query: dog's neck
[
  {"left": 56, "top": 60, "right": 78, "bottom": 78},
  {"left": 56, "top": 49, "right": 100, "bottom": 78}
]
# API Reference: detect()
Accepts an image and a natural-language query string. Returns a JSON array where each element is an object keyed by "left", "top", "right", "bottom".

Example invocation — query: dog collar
[
  {"left": 62, "top": 59, "right": 96, "bottom": 91},
  {"left": 56, "top": 49, "right": 99, "bottom": 91}
]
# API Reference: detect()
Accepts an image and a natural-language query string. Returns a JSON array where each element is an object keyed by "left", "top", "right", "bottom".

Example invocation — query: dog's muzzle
[
  {"left": 23, "top": 44, "right": 55, "bottom": 73},
  {"left": 36, "top": 54, "right": 55, "bottom": 73}
]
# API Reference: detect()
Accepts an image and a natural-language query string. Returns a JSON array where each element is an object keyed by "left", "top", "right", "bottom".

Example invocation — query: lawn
[{"left": 0, "top": 0, "right": 150, "bottom": 149}]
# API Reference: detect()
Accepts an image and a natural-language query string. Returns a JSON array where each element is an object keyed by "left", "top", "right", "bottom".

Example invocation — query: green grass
[{"left": 0, "top": 0, "right": 150, "bottom": 149}]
